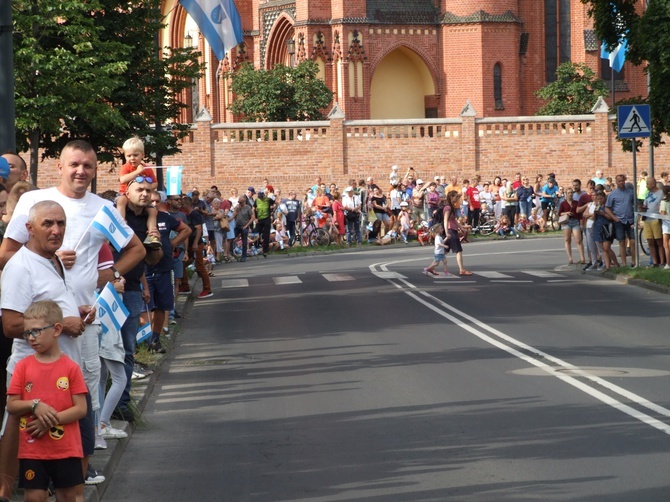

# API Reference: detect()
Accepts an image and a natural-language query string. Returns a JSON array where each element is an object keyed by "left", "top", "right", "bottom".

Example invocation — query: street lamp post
[{"left": 0, "top": 0, "right": 16, "bottom": 152}]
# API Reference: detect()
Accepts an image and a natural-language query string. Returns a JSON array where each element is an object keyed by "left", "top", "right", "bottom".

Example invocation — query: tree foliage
[
  {"left": 12, "top": 0, "right": 204, "bottom": 181},
  {"left": 536, "top": 62, "right": 609, "bottom": 115},
  {"left": 228, "top": 61, "right": 333, "bottom": 122},
  {"left": 581, "top": 0, "right": 668, "bottom": 150}
]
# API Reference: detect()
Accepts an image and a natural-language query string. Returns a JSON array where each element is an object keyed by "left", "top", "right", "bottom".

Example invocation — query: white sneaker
[
  {"left": 94, "top": 435, "right": 107, "bottom": 450},
  {"left": 664, "top": 264, "right": 670, "bottom": 270},
  {"left": 100, "top": 423, "right": 128, "bottom": 440},
  {"left": 85, "top": 467, "right": 105, "bottom": 486}
]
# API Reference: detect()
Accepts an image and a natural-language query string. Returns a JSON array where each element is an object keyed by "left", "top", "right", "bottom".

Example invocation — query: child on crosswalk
[{"left": 423, "top": 223, "right": 450, "bottom": 276}]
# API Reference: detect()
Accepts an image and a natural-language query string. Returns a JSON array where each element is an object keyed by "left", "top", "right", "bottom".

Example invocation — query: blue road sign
[{"left": 618, "top": 104, "right": 651, "bottom": 138}]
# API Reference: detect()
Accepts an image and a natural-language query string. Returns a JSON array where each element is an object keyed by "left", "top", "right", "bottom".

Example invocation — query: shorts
[
  {"left": 433, "top": 253, "right": 446, "bottom": 262},
  {"left": 565, "top": 218, "right": 580, "bottom": 230},
  {"left": 172, "top": 250, "right": 184, "bottom": 279},
  {"left": 19, "top": 457, "right": 84, "bottom": 490},
  {"left": 147, "top": 271, "right": 174, "bottom": 311},
  {"left": 80, "top": 393, "right": 95, "bottom": 457},
  {"left": 541, "top": 201, "right": 553, "bottom": 211},
  {"left": 613, "top": 221, "right": 634, "bottom": 242},
  {"left": 375, "top": 213, "right": 390, "bottom": 222},
  {"left": 643, "top": 219, "right": 662, "bottom": 239},
  {"left": 446, "top": 229, "right": 463, "bottom": 253}
]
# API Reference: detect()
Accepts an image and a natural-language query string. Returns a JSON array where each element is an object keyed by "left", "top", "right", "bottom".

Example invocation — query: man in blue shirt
[
  {"left": 539, "top": 177, "right": 559, "bottom": 230},
  {"left": 605, "top": 174, "right": 636, "bottom": 267}
]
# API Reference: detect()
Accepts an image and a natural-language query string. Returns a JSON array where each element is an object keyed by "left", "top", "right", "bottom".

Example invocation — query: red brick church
[{"left": 163, "top": 0, "right": 646, "bottom": 122}]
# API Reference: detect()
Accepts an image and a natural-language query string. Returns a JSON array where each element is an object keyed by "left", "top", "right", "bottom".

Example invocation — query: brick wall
[{"left": 31, "top": 104, "right": 667, "bottom": 196}]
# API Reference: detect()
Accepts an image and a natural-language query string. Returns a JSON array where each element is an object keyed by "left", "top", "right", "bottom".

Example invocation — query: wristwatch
[
  {"left": 111, "top": 267, "right": 121, "bottom": 280},
  {"left": 31, "top": 399, "right": 40, "bottom": 413}
]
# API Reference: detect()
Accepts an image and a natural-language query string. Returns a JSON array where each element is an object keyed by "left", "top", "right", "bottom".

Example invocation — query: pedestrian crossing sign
[{"left": 617, "top": 104, "right": 651, "bottom": 138}]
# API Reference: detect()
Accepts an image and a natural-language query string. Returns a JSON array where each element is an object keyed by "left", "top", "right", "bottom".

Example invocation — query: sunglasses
[
  {"left": 128, "top": 176, "right": 154, "bottom": 185},
  {"left": 22, "top": 324, "right": 55, "bottom": 340}
]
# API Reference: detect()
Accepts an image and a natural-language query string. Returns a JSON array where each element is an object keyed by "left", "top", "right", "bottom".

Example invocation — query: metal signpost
[{"left": 618, "top": 104, "right": 651, "bottom": 267}]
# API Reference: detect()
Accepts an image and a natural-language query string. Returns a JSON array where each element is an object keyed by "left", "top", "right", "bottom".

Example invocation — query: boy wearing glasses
[
  {"left": 117, "top": 137, "right": 161, "bottom": 249},
  {"left": 7, "top": 300, "right": 88, "bottom": 502}
]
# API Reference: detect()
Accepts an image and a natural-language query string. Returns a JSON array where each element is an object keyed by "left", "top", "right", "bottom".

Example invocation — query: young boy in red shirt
[{"left": 7, "top": 301, "right": 88, "bottom": 502}]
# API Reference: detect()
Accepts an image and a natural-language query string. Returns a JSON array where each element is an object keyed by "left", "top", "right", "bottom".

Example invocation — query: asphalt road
[{"left": 103, "top": 238, "right": 670, "bottom": 501}]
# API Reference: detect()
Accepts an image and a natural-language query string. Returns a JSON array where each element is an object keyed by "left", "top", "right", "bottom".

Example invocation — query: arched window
[{"left": 494, "top": 63, "right": 504, "bottom": 110}]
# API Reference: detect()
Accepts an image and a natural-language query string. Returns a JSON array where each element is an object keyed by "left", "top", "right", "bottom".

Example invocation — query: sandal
[{"left": 459, "top": 270, "right": 473, "bottom": 276}]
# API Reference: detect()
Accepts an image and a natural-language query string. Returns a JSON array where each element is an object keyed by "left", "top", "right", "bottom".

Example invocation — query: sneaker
[
  {"left": 85, "top": 466, "right": 105, "bottom": 486},
  {"left": 100, "top": 423, "right": 128, "bottom": 440},
  {"left": 664, "top": 264, "right": 670, "bottom": 270},
  {"left": 597, "top": 264, "right": 606, "bottom": 271},
  {"left": 131, "top": 371, "right": 147, "bottom": 381},
  {"left": 197, "top": 291, "right": 213, "bottom": 299},
  {"left": 169, "top": 318, "right": 177, "bottom": 325},
  {"left": 94, "top": 435, "right": 107, "bottom": 450},
  {"left": 582, "top": 262, "right": 592, "bottom": 271},
  {"left": 162, "top": 326, "right": 169, "bottom": 334},
  {"left": 422, "top": 268, "right": 431, "bottom": 276},
  {"left": 178, "top": 288, "right": 191, "bottom": 296},
  {"left": 173, "top": 310, "right": 181, "bottom": 319},
  {"left": 584, "top": 263, "right": 596, "bottom": 271},
  {"left": 143, "top": 234, "right": 162, "bottom": 250},
  {"left": 150, "top": 342, "right": 166, "bottom": 354}
]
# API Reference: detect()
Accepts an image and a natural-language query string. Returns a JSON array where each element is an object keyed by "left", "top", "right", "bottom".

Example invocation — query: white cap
[
  {"left": 434, "top": 176, "right": 440, "bottom": 181},
  {"left": 400, "top": 201, "right": 409, "bottom": 207},
  {"left": 416, "top": 179, "right": 424, "bottom": 184},
  {"left": 392, "top": 165, "right": 399, "bottom": 171},
  {"left": 344, "top": 186, "right": 353, "bottom": 192}
]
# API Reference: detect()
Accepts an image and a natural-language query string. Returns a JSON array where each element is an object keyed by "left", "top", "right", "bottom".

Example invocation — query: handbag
[
  {"left": 219, "top": 214, "right": 230, "bottom": 232},
  {"left": 558, "top": 213, "right": 569, "bottom": 225},
  {"left": 600, "top": 221, "right": 613, "bottom": 241}
]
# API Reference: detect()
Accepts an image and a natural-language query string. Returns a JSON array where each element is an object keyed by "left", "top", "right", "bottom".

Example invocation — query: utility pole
[{"left": 0, "top": 1, "right": 16, "bottom": 152}]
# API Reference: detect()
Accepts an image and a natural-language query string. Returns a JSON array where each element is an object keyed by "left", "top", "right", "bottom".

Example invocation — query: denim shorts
[
  {"left": 565, "top": 219, "right": 580, "bottom": 230},
  {"left": 613, "top": 221, "right": 634, "bottom": 241}
]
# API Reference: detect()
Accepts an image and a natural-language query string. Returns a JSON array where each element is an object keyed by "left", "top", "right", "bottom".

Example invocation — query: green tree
[
  {"left": 228, "top": 61, "right": 333, "bottom": 122},
  {"left": 581, "top": 0, "right": 666, "bottom": 150},
  {"left": 12, "top": 0, "right": 129, "bottom": 182},
  {"left": 535, "top": 62, "right": 609, "bottom": 115},
  {"left": 12, "top": 0, "right": 204, "bottom": 183}
]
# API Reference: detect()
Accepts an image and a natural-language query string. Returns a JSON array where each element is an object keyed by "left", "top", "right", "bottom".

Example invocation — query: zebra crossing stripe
[
  {"left": 221, "top": 279, "right": 249, "bottom": 288},
  {"left": 273, "top": 276, "right": 302, "bottom": 285},
  {"left": 474, "top": 271, "right": 513, "bottom": 279},
  {"left": 322, "top": 273, "right": 355, "bottom": 282},
  {"left": 524, "top": 271, "right": 562, "bottom": 278}
]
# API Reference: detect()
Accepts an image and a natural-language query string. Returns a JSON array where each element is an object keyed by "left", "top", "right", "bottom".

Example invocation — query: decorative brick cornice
[{"left": 441, "top": 10, "right": 522, "bottom": 25}]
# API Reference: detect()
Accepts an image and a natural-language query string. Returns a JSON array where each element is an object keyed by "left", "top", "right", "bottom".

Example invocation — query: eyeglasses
[
  {"left": 22, "top": 324, "right": 55, "bottom": 340},
  {"left": 128, "top": 176, "right": 154, "bottom": 186}
]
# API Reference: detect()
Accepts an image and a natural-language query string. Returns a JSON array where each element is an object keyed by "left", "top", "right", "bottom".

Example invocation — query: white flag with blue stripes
[
  {"left": 166, "top": 166, "right": 183, "bottom": 196},
  {"left": 136, "top": 322, "right": 153, "bottom": 344},
  {"left": 601, "top": 39, "right": 628, "bottom": 73},
  {"left": 91, "top": 205, "right": 132, "bottom": 252},
  {"left": 180, "top": 0, "right": 243, "bottom": 61},
  {"left": 96, "top": 283, "right": 129, "bottom": 336}
]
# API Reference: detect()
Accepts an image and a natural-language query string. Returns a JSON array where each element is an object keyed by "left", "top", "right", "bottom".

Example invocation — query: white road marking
[
  {"left": 371, "top": 259, "right": 670, "bottom": 435},
  {"left": 524, "top": 271, "right": 563, "bottom": 278},
  {"left": 322, "top": 273, "right": 356, "bottom": 281},
  {"left": 475, "top": 271, "right": 513, "bottom": 279},
  {"left": 490, "top": 280, "right": 533, "bottom": 283},
  {"left": 221, "top": 279, "right": 249, "bottom": 288},
  {"left": 273, "top": 276, "right": 302, "bottom": 285}
]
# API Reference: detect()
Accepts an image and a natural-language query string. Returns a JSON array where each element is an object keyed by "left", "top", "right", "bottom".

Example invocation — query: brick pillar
[
  {"left": 591, "top": 97, "right": 611, "bottom": 172},
  {"left": 194, "top": 108, "right": 214, "bottom": 177},
  {"left": 460, "top": 101, "right": 477, "bottom": 173},
  {"left": 328, "top": 103, "right": 346, "bottom": 175}
]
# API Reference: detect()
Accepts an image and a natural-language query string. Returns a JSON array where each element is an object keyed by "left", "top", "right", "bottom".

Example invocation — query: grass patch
[{"left": 609, "top": 266, "right": 670, "bottom": 288}]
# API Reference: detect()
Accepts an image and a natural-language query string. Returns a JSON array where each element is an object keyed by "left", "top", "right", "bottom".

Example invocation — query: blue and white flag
[
  {"left": 136, "top": 322, "right": 153, "bottom": 344},
  {"left": 90, "top": 205, "right": 132, "bottom": 252},
  {"left": 96, "top": 283, "right": 129, "bottom": 336},
  {"left": 180, "top": 0, "right": 244, "bottom": 61},
  {"left": 601, "top": 39, "right": 628, "bottom": 73},
  {"left": 166, "top": 165, "right": 183, "bottom": 196}
]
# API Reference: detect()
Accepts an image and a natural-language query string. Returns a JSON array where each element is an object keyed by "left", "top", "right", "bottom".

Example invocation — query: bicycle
[
  {"left": 546, "top": 198, "right": 560, "bottom": 231},
  {"left": 299, "top": 213, "right": 331, "bottom": 247},
  {"left": 473, "top": 208, "right": 497, "bottom": 236},
  {"left": 638, "top": 219, "right": 649, "bottom": 256}
]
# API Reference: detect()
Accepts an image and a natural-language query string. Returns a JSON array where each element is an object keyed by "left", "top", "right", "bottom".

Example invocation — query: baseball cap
[
  {"left": 344, "top": 186, "right": 353, "bottom": 192},
  {"left": 248, "top": 187, "right": 255, "bottom": 193},
  {"left": 416, "top": 179, "right": 424, "bottom": 184},
  {"left": 0, "top": 157, "right": 9, "bottom": 180},
  {"left": 400, "top": 201, "right": 409, "bottom": 207}
]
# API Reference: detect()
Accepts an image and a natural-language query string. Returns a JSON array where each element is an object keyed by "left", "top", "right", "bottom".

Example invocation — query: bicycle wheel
[
  {"left": 479, "top": 220, "right": 497, "bottom": 236},
  {"left": 309, "top": 228, "right": 330, "bottom": 247},
  {"left": 638, "top": 228, "right": 649, "bottom": 256},
  {"left": 548, "top": 209, "right": 558, "bottom": 231}
]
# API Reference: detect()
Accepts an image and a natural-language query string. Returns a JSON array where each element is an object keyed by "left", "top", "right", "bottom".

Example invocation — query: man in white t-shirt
[
  {"left": 0, "top": 140, "right": 146, "bottom": 495},
  {"left": 0, "top": 201, "right": 94, "bottom": 500}
]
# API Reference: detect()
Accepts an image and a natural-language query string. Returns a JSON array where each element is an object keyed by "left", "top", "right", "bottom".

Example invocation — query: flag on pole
[
  {"left": 96, "top": 283, "right": 129, "bottom": 336},
  {"left": 166, "top": 166, "right": 183, "bottom": 196},
  {"left": 180, "top": 0, "right": 244, "bottom": 61},
  {"left": 136, "top": 322, "right": 153, "bottom": 344},
  {"left": 90, "top": 205, "right": 133, "bottom": 252},
  {"left": 601, "top": 39, "right": 628, "bottom": 73}
]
